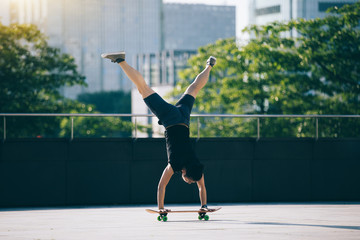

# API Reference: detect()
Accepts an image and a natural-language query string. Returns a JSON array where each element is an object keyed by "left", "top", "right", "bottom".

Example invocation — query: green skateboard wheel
[
  {"left": 162, "top": 216, "right": 168, "bottom": 222},
  {"left": 157, "top": 216, "right": 162, "bottom": 221},
  {"left": 204, "top": 215, "right": 209, "bottom": 221},
  {"left": 198, "top": 215, "right": 203, "bottom": 220}
]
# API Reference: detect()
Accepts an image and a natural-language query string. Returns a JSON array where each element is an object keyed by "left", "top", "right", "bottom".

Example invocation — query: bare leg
[
  {"left": 184, "top": 65, "right": 212, "bottom": 99},
  {"left": 118, "top": 61, "right": 155, "bottom": 99}
]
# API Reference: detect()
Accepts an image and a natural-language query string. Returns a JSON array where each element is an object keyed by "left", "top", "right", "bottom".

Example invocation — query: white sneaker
[{"left": 206, "top": 56, "right": 216, "bottom": 67}]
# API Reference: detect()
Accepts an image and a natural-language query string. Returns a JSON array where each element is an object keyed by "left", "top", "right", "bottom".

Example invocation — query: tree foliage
[
  {"left": 0, "top": 23, "right": 135, "bottom": 138},
  {"left": 77, "top": 90, "right": 131, "bottom": 113},
  {"left": 172, "top": 2, "right": 360, "bottom": 138},
  {"left": 0, "top": 23, "right": 86, "bottom": 112}
]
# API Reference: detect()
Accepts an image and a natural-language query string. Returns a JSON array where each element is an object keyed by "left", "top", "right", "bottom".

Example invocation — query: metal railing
[{"left": 1, "top": 113, "right": 360, "bottom": 140}]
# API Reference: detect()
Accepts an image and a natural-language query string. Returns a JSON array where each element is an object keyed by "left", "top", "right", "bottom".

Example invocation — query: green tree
[
  {"left": 172, "top": 2, "right": 360, "bottom": 138},
  {"left": 58, "top": 113, "right": 134, "bottom": 138},
  {"left": 0, "top": 23, "right": 87, "bottom": 137},
  {"left": 77, "top": 90, "right": 131, "bottom": 113},
  {"left": 71, "top": 90, "right": 133, "bottom": 137},
  {"left": 0, "top": 23, "right": 137, "bottom": 138}
]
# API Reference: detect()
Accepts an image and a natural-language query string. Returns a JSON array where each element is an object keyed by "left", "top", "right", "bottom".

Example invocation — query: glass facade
[
  {"left": 130, "top": 3, "right": 236, "bottom": 137},
  {"left": 164, "top": 3, "right": 236, "bottom": 50},
  {"left": 251, "top": 0, "right": 358, "bottom": 26},
  {"left": 255, "top": 5, "right": 281, "bottom": 16},
  {"left": 318, "top": 2, "right": 354, "bottom": 12},
  {"left": 134, "top": 50, "right": 197, "bottom": 87},
  {"left": 5, "top": 0, "right": 162, "bottom": 98}
]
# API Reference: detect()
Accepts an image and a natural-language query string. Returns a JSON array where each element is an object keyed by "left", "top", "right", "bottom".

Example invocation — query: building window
[
  {"left": 255, "top": 5, "right": 281, "bottom": 16},
  {"left": 318, "top": 2, "right": 353, "bottom": 12}
]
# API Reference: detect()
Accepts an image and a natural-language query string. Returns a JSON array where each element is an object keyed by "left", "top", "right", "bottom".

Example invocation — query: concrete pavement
[{"left": 1, "top": 203, "right": 360, "bottom": 240}]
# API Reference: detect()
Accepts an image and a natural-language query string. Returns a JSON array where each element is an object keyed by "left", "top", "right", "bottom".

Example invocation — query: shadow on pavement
[{"left": 248, "top": 222, "right": 360, "bottom": 230}]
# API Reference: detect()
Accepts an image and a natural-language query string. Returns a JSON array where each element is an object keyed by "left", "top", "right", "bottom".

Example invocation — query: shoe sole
[{"left": 101, "top": 51, "right": 126, "bottom": 59}]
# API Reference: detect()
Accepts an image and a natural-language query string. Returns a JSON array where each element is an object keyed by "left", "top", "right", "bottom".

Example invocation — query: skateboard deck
[{"left": 145, "top": 207, "right": 221, "bottom": 221}]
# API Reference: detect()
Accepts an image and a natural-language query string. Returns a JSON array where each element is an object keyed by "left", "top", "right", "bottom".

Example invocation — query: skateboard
[{"left": 145, "top": 207, "right": 221, "bottom": 222}]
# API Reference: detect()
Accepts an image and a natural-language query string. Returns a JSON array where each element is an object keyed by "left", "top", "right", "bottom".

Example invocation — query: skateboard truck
[
  {"left": 157, "top": 212, "right": 168, "bottom": 222},
  {"left": 198, "top": 205, "right": 210, "bottom": 220},
  {"left": 198, "top": 212, "right": 210, "bottom": 221}
]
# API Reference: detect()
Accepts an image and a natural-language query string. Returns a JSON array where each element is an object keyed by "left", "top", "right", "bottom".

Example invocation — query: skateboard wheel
[
  {"left": 204, "top": 215, "right": 209, "bottom": 221},
  {"left": 162, "top": 216, "right": 168, "bottom": 222},
  {"left": 198, "top": 215, "right": 203, "bottom": 220},
  {"left": 157, "top": 216, "right": 162, "bottom": 221}
]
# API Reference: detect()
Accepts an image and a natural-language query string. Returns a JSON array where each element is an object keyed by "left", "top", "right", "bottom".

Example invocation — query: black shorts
[{"left": 143, "top": 93, "right": 195, "bottom": 128}]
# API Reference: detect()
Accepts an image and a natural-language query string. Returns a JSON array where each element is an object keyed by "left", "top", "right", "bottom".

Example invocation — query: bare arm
[
  {"left": 157, "top": 164, "right": 174, "bottom": 210},
  {"left": 196, "top": 174, "right": 207, "bottom": 207}
]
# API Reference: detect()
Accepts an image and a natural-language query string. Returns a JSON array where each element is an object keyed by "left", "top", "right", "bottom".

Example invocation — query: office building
[
  {"left": 250, "top": 0, "right": 358, "bottom": 26},
  {"left": 132, "top": 3, "right": 236, "bottom": 137},
  {"left": 3, "top": 0, "right": 162, "bottom": 98},
  {"left": 131, "top": 50, "right": 197, "bottom": 137},
  {"left": 164, "top": 3, "right": 236, "bottom": 50}
]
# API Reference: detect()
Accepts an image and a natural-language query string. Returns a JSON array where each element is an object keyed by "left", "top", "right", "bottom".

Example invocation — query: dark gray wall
[{"left": 0, "top": 138, "right": 359, "bottom": 207}]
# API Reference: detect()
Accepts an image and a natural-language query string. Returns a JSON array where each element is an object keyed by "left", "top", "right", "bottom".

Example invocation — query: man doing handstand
[{"left": 102, "top": 52, "right": 216, "bottom": 211}]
